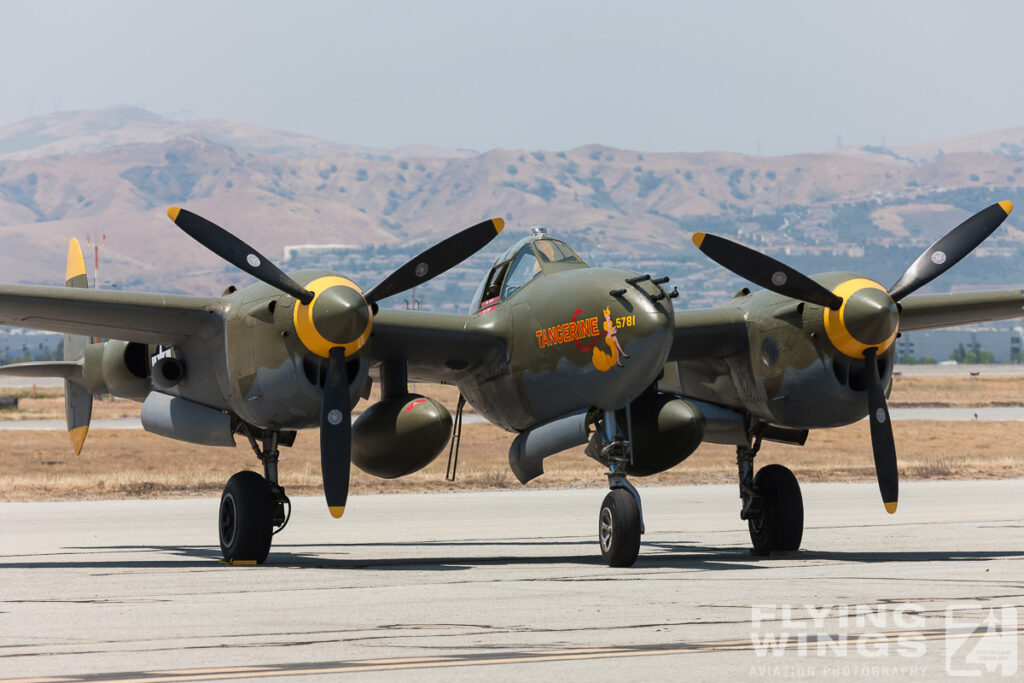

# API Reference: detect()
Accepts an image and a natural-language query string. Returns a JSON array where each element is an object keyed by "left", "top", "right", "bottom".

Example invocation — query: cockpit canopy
[{"left": 471, "top": 234, "right": 587, "bottom": 312}]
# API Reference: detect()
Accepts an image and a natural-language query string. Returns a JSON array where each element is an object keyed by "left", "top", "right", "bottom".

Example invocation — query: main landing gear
[
  {"left": 218, "top": 428, "right": 292, "bottom": 564},
  {"left": 737, "top": 437, "right": 803, "bottom": 555},
  {"left": 590, "top": 409, "right": 645, "bottom": 567}
]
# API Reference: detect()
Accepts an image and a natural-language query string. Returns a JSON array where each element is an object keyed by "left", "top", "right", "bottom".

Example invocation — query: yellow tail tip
[
  {"left": 69, "top": 425, "right": 88, "bottom": 456},
  {"left": 329, "top": 505, "right": 346, "bottom": 519},
  {"left": 493, "top": 217, "right": 505, "bottom": 234},
  {"left": 167, "top": 206, "right": 181, "bottom": 222},
  {"left": 65, "top": 238, "right": 86, "bottom": 282},
  {"left": 999, "top": 200, "right": 1014, "bottom": 215},
  {"left": 884, "top": 501, "right": 898, "bottom": 514},
  {"left": 692, "top": 232, "right": 706, "bottom": 248}
]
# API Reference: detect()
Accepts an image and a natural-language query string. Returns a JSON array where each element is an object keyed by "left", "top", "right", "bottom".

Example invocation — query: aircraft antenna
[{"left": 86, "top": 233, "right": 105, "bottom": 289}]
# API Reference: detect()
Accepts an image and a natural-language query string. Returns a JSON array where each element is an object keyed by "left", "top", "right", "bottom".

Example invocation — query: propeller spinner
[
  {"left": 167, "top": 207, "right": 504, "bottom": 517},
  {"left": 692, "top": 201, "right": 1013, "bottom": 514}
]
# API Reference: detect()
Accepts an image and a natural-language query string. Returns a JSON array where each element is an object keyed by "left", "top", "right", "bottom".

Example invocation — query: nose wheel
[{"left": 599, "top": 486, "right": 642, "bottom": 567}]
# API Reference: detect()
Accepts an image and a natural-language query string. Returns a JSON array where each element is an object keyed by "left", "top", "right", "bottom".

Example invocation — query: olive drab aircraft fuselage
[{"left": 1, "top": 202, "right": 1023, "bottom": 566}]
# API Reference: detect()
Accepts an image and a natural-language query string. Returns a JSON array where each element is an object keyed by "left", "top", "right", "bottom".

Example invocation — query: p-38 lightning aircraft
[{"left": 1, "top": 201, "right": 1021, "bottom": 567}]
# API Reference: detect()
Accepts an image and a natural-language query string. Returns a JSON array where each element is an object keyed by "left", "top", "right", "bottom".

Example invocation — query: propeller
[
  {"left": 864, "top": 347, "right": 898, "bottom": 513},
  {"left": 364, "top": 217, "right": 506, "bottom": 303},
  {"left": 167, "top": 208, "right": 314, "bottom": 304},
  {"left": 691, "top": 200, "right": 1014, "bottom": 513},
  {"left": 167, "top": 207, "right": 505, "bottom": 516},
  {"left": 888, "top": 201, "right": 1013, "bottom": 301},
  {"left": 320, "top": 347, "right": 351, "bottom": 517},
  {"left": 692, "top": 232, "right": 842, "bottom": 310}
]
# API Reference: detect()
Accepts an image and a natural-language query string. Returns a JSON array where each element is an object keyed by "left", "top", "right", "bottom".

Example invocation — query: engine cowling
[
  {"left": 352, "top": 394, "right": 453, "bottom": 478},
  {"left": 615, "top": 393, "right": 705, "bottom": 476},
  {"left": 83, "top": 340, "right": 151, "bottom": 400}
]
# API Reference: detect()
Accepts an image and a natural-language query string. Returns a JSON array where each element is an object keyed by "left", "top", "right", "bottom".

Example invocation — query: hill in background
[{"left": 3, "top": 106, "right": 1024, "bottom": 310}]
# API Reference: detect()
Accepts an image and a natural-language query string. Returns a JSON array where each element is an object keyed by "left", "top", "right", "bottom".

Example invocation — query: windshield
[
  {"left": 476, "top": 260, "right": 509, "bottom": 308},
  {"left": 533, "top": 239, "right": 582, "bottom": 264},
  {"left": 473, "top": 236, "right": 587, "bottom": 311},
  {"left": 501, "top": 248, "right": 540, "bottom": 300}
]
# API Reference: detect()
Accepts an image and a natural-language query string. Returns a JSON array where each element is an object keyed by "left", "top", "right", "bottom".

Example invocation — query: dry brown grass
[
  {"left": 890, "top": 374, "right": 1024, "bottom": 407},
  {"left": 0, "top": 390, "right": 138, "bottom": 421},
  {"left": 2, "top": 377, "right": 1024, "bottom": 501},
  {"left": 3, "top": 420, "right": 1024, "bottom": 501}
]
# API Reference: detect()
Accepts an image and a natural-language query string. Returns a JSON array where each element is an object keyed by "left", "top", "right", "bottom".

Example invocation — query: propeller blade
[
  {"left": 864, "top": 347, "right": 898, "bottom": 514},
  {"left": 320, "top": 347, "right": 351, "bottom": 518},
  {"left": 167, "top": 207, "right": 314, "bottom": 304},
  {"left": 888, "top": 201, "right": 1013, "bottom": 301},
  {"left": 691, "top": 233, "right": 843, "bottom": 310},
  {"left": 364, "top": 217, "right": 504, "bottom": 304}
]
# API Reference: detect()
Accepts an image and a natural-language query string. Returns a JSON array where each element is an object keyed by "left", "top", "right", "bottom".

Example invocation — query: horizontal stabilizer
[{"left": 0, "top": 360, "right": 84, "bottom": 381}]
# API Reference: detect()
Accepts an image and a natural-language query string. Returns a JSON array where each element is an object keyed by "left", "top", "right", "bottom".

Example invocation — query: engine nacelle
[
  {"left": 615, "top": 393, "right": 705, "bottom": 476},
  {"left": 83, "top": 340, "right": 151, "bottom": 400},
  {"left": 352, "top": 394, "right": 453, "bottom": 478}
]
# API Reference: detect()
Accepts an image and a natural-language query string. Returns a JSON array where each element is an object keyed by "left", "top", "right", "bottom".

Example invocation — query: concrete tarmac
[{"left": 3, "top": 480, "right": 1024, "bottom": 681}]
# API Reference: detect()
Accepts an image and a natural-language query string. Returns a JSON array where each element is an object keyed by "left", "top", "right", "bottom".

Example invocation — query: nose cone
[
  {"left": 823, "top": 278, "right": 900, "bottom": 358},
  {"left": 293, "top": 275, "right": 373, "bottom": 357},
  {"left": 314, "top": 285, "right": 372, "bottom": 346},
  {"left": 845, "top": 287, "right": 899, "bottom": 346}
]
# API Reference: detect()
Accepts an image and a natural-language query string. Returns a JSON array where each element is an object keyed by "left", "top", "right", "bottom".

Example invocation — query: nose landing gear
[{"left": 589, "top": 409, "right": 644, "bottom": 567}]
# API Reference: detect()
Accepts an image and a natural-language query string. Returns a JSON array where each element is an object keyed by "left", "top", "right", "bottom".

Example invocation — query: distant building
[
  {"left": 282, "top": 244, "right": 358, "bottom": 262},
  {"left": 895, "top": 325, "right": 1023, "bottom": 363}
]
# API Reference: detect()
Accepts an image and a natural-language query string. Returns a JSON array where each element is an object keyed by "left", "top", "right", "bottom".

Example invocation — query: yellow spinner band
[
  {"left": 823, "top": 278, "right": 898, "bottom": 359},
  {"left": 293, "top": 276, "right": 372, "bottom": 358}
]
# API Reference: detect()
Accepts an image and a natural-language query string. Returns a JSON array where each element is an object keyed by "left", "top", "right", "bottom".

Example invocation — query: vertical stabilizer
[{"left": 64, "top": 238, "right": 92, "bottom": 455}]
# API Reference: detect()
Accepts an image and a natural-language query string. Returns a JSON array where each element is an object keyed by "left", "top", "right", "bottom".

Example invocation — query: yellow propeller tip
[
  {"left": 329, "top": 505, "right": 346, "bottom": 519},
  {"left": 166, "top": 206, "right": 181, "bottom": 222},
  {"left": 692, "top": 232, "right": 706, "bottom": 248},
  {"left": 884, "top": 501, "right": 898, "bottom": 514},
  {"left": 69, "top": 425, "right": 88, "bottom": 456},
  {"left": 999, "top": 200, "right": 1014, "bottom": 215},
  {"left": 493, "top": 217, "right": 505, "bottom": 234}
]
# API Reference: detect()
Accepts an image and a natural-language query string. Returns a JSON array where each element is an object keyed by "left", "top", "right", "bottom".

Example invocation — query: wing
[
  {"left": 899, "top": 289, "right": 1024, "bottom": 332},
  {"left": 0, "top": 284, "right": 224, "bottom": 346},
  {"left": 369, "top": 309, "right": 508, "bottom": 383},
  {"left": 668, "top": 307, "right": 749, "bottom": 361}
]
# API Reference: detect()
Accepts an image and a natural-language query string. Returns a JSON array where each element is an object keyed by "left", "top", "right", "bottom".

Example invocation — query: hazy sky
[{"left": 2, "top": 0, "right": 1023, "bottom": 155}]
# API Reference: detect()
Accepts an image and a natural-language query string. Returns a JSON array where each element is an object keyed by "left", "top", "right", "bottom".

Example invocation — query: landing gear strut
[
  {"left": 218, "top": 427, "right": 292, "bottom": 564},
  {"left": 737, "top": 437, "right": 803, "bottom": 555},
  {"left": 592, "top": 409, "right": 644, "bottom": 567}
]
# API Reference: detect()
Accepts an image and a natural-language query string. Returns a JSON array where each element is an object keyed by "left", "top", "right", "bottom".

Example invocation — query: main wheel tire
[
  {"left": 219, "top": 470, "right": 274, "bottom": 564},
  {"left": 599, "top": 488, "right": 641, "bottom": 567},
  {"left": 748, "top": 464, "right": 803, "bottom": 556}
]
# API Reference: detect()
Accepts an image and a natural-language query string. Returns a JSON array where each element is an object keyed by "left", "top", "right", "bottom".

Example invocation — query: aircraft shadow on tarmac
[{"left": 4, "top": 540, "right": 1024, "bottom": 571}]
